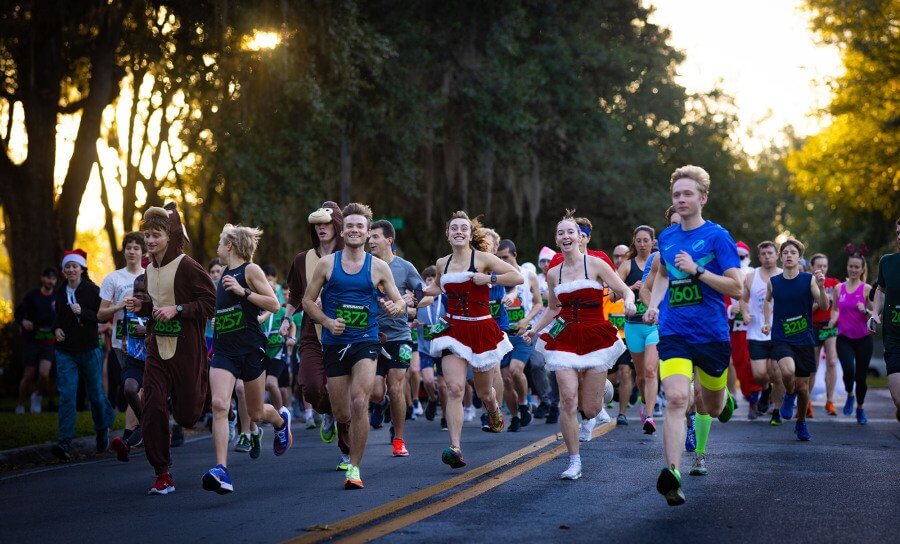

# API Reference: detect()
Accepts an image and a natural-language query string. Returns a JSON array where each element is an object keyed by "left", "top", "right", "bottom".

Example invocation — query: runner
[
  {"left": 728, "top": 241, "right": 759, "bottom": 418},
  {"left": 259, "top": 267, "right": 290, "bottom": 411},
  {"left": 125, "top": 204, "right": 216, "bottom": 495},
  {"left": 762, "top": 239, "right": 828, "bottom": 440},
  {"left": 281, "top": 202, "right": 351, "bottom": 469},
  {"left": 302, "top": 203, "right": 407, "bottom": 489},
  {"left": 15, "top": 268, "right": 58, "bottom": 414},
  {"left": 741, "top": 241, "right": 785, "bottom": 425},
  {"left": 480, "top": 228, "right": 507, "bottom": 432},
  {"left": 415, "top": 266, "right": 444, "bottom": 424},
  {"left": 645, "top": 166, "right": 742, "bottom": 506},
  {"left": 202, "top": 224, "right": 293, "bottom": 494},
  {"left": 869, "top": 217, "right": 900, "bottom": 420},
  {"left": 618, "top": 226, "right": 661, "bottom": 434},
  {"left": 496, "top": 239, "right": 543, "bottom": 432},
  {"left": 524, "top": 211, "right": 632, "bottom": 480},
  {"left": 531, "top": 246, "right": 559, "bottom": 424},
  {"left": 422, "top": 211, "right": 521, "bottom": 469},
  {"left": 367, "top": 219, "right": 424, "bottom": 456},
  {"left": 833, "top": 247, "right": 874, "bottom": 424},
  {"left": 50, "top": 250, "right": 117, "bottom": 462},
  {"left": 98, "top": 232, "right": 146, "bottom": 454},
  {"left": 809, "top": 253, "right": 840, "bottom": 415},
  {"left": 606, "top": 245, "right": 632, "bottom": 426}
]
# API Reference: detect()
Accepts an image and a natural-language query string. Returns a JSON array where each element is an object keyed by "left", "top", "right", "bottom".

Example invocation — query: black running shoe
[
  {"left": 126, "top": 425, "right": 144, "bottom": 448},
  {"left": 425, "top": 399, "right": 438, "bottom": 421},
  {"left": 533, "top": 402, "right": 550, "bottom": 419},
  {"left": 508, "top": 416, "right": 521, "bottom": 432},
  {"left": 440, "top": 417, "right": 448, "bottom": 431},
  {"left": 519, "top": 405, "right": 533, "bottom": 427},
  {"left": 52, "top": 442, "right": 72, "bottom": 462},
  {"left": 546, "top": 405, "right": 560, "bottom": 424},
  {"left": 170, "top": 424, "right": 184, "bottom": 447}
]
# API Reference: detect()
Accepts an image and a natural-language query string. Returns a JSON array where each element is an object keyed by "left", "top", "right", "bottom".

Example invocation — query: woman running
[
  {"left": 525, "top": 212, "right": 635, "bottom": 480},
  {"left": 832, "top": 249, "right": 874, "bottom": 424},
  {"left": 423, "top": 212, "right": 523, "bottom": 469}
]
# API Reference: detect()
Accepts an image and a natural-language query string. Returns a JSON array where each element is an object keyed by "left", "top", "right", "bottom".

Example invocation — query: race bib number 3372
[
  {"left": 336, "top": 303, "right": 370, "bottom": 330},
  {"left": 669, "top": 277, "right": 703, "bottom": 308}
]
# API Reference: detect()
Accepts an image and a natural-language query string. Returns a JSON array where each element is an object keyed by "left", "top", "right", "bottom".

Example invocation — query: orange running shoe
[
  {"left": 487, "top": 409, "right": 504, "bottom": 433},
  {"left": 807, "top": 404, "right": 814, "bottom": 418},
  {"left": 825, "top": 401, "right": 837, "bottom": 416},
  {"left": 392, "top": 438, "right": 409, "bottom": 457}
]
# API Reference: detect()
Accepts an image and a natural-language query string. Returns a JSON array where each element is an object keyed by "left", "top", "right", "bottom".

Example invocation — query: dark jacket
[{"left": 53, "top": 277, "right": 102, "bottom": 352}]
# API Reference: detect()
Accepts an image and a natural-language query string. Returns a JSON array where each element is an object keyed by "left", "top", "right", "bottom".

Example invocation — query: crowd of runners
[{"left": 13, "top": 165, "right": 900, "bottom": 505}]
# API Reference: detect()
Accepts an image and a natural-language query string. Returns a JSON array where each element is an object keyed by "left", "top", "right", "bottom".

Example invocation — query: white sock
[{"left": 569, "top": 454, "right": 581, "bottom": 463}]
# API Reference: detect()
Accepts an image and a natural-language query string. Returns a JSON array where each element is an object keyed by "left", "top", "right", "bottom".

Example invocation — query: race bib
[
  {"left": 490, "top": 301, "right": 501, "bottom": 318},
  {"left": 115, "top": 320, "right": 125, "bottom": 340},
  {"left": 507, "top": 307, "right": 527, "bottom": 330},
  {"left": 633, "top": 300, "right": 648, "bottom": 317},
  {"left": 266, "top": 332, "right": 284, "bottom": 347},
  {"left": 336, "top": 303, "right": 370, "bottom": 330},
  {"left": 215, "top": 305, "right": 246, "bottom": 334},
  {"left": 781, "top": 315, "right": 809, "bottom": 337},
  {"left": 548, "top": 317, "right": 568, "bottom": 339},
  {"left": 399, "top": 343, "right": 413, "bottom": 363},
  {"left": 429, "top": 318, "right": 451, "bottom": 336},
  {"left": 608, "top": 313, "right": 625, "bottom": 330},
  {"left": 34, "top": 328, "right": 54, "bottom": 342},
  {"left": 669, "top": 277, "right": 703, "bottom": 308},
  {"left": 126, "top": 317, "right": 146, "bottom": 339},
  {"left": 154, "top": 318, "right": 183, "bottom": 337},
  {"left": 410, "top": 328, "right": 419, "bottom": 342}
]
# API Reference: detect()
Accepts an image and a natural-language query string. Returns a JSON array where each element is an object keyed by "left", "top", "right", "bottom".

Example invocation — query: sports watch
[{"left": 693, "top": 265, "right": 706, "bottom": 279}]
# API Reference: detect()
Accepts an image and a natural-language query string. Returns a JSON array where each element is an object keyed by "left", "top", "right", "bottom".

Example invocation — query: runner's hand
[
  {"left": 828, "top": 317, "right": 837, "bottom": 328},
  {"left": 55, "top": 328, "right": 65, "bottom": 342},
  {"left": 743, "top": 312, "right": 752, "bottom": 325},
  {"left": 515, "top": 320, "right": 530, "bottom": 336},
  {"left": 221, "top": 275, "right": 244, "bottom": 296},
  {"left": 630, "top": 280, "right": 643, "bottom": 292},
  {"left": 523, "top": 329, "right": 537, "bottom": 344},
  {"left": 867, "top": 315, "right": 879, "bottom": 333},
  {"left": 153, "top": 306, "right": 178, "bottom": 322},
  {"left": 279, "top": 319, "right": 291, "bottom": 337},
  {"left": 624, "top": 302, "right": 637, "bottom": 317},
  {"left": 856, "top": 302, "right": 866, "bottom": 313},
  {"left": 643, "top": 307, "right": 659, "bottom": 325},
  {"left": 472, "top": 273, "right": 492, "bottom": 286},
  {"left": 124, "top": 296, "right": 141, "bottom": 312},
  {"left": 401, "top": 291, "right": 416, "bottom": 308},
  {"left": 327, "top": 318, "right": 346, "bottom": 336},
  {"left": 70, "top": 303, "right": 81, "bottom": 316},
  {"left": 674, "top": 251, "right": 697, "bottom": 275},
  {"left": 502, "top": 291, "right": 517, "bottom": 307},
  {"left": 21, "top": 319, "right": 33, "bottom": 331},
  {"left": 380, "top": 298, "right": 403, "bottom": 317},
  {"left": 814, "top": 269, "right": 825, "bottom": 287},
  {"left": 761, "top": 323, "right": 771, "bottom": 335}
]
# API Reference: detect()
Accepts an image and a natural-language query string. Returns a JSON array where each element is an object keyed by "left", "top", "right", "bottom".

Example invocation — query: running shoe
[
  {"left": 110, "top": 436, "right": 130, "bottom": 462},
  {"left": 369, "top": 400, "right": 386, "bottom": 429},
  {"left": 148, "top": 472, "right": 175, "bottom": 495},
  {"left": 685, "top": 414, "right": 697, "bottom": 452},
  {"left": 856, "top": 407, "right": 867, "bottom": 425},
  {"left": 758, "top": 384, "right": 772, "bottom": 415},
  {"left": 273, "top": 406, "right": 293, "bottom": 456},
  {"left": 406, "top": 405, "right": 414, "bottom": 421},
  {"left": 653, "top": 402, "right": 663, "bottom": 418},
  {"left": 486, "top": 409, "right": 504, "bottom": 433},
  {"left": 689, "top": 453, "right": 708, "bottom": 476},
  {"left": 170, "top": 424, "right": 184, "bottom": 447},
  {"left": 425, "top": 399, "right": 438, "bottom": 421},
  {"left": 578, "top": 416, "right": 596, "bottom": 442},
  {"left": 534, "top": 402, "right": 550, "bottom": 419},
  {"left": 616, "top": 414, "right": 628, "bottom": 426},
  {"left": 126, "top": 425, "right": 144, "bottom": 448},
  {"left": 234, "top": 433, "right": 251, "bottom": 453},
  {"left": 748, "top": 403, "right": 759, "bottom": 420},
  {"left": 519, "top": 404, "right": 533, "bottom": 427},
  {"left": 412, "top": 399, "right": 424, "bottom": 417},
  {"left": 779, "top": 393, "right": 797, "bottom": 421},
  {"left": 202, "top": 464, "right": 233, "bottom": 494},
  {"left": 628, "top": 387, "right": 639, "bottom": 407},
  {"left": 306, "top": 418, "right": 317, "bottom": 430},
  {"left": 389, "top": 425, "right": 395, "bottom": 442},
  {"left": 441, "top": 446, "right": 466, "bottom": 469},
  {"left": 770, "top": 409, "right": 783, "bottom": 426},
  {"left": 842, "top": 395, "right": 854, "bottom": 416},
  {"left": 718, "top": 390, "right": 736, "bottom": 423},
  {"left": 480, "top": 412, "right": 490, "bottom": 431},
  {"left": 560, "top": 458, "right": 582, "bottom": 480},
  {"left": 392, "top": 438, "right": 409, "bottom": 457},
  {"left": 52, "top": 442, "right": 72, "bottom": 462},
  {"left": 656, "top": 467, "right": 685, "bottom": 506},
  {"left": 643, "top": 417, "right": 657, "bottom": 435},
  {"left": 825, "top": 401, "right": 837, "bottom": 416},
  {"left": 336, "top": 453, "right": 351, "bottom": 471},
  {"left": 344, "top": 464, "right": 363, "bottom": 489},
  {"left": 807, "top": 403, "right": 814, "bottom": 418},
  {"left": 440, "top": 417, "right": 448, "bottom": 431},
  {"left": 546, "top": 405, "right": 559, "bottom": 424},
  {"left": 508, "top": 416, "right": 522, "bottom": 432},
  {"left": 595, "top": 408, "right": 612, "bottom": 425},
  {"left": 96, "top": 428, "right": 110, "bottom": 453},
  {"left": 639, "top": 406, "right": 647, "bottom": 424},
  {"left": 794, "top": 420, "right": 812, "bottom": 441},
  {"left": 320, "top": 412, "right": 337, "bottom": 443},
  {"left": 249, "top": 426, "right": 264, "bottom": 459},
  {"left": 228, "top": 417, "right": 237, "bottom": 443},
  {"left": 463, "top": 406, "right": 476, "bottom": 421},
  {"left": 31, "top": 392, "right": 42, "bottom": 413}
]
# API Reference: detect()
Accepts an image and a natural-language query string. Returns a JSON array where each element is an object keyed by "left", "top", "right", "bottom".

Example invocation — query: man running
[
  {"left": 15, "top": 268, "right": 58, "bottom": 414},
  {"left": 809, "top": 253, "right": 840, "bottom": 415},
  {"left": 367, "top": 219, "right": 424, "bottom": 456},
  {"left": 762, "top": 239, "right": 828, "bottom": 441},
  {"left": 303, "top": 203, "right": 407, "bottom": 489},
  {"left": 870, "top": 217, "right": 900, "bottom": 420},
  {"left": 645, "top": 165, "right": 742, "bottom": 506}
]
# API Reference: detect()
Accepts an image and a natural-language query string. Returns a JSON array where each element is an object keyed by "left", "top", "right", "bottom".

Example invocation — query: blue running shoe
[
  {"left": 273, "top": 407, "right": 293, "bottom": 456},
  {"left": 794, "top": 420, "right": 812, "bottom": 441},
  {"left": 779, "top": 393, "right": 797, "bottom": 420},
  {"left": 856, "top": 407, "right": 867, "bottom": 425},
  {"left": 843, "top": 395, "right": 855, "bottom": 416},
  {"left": 685, "top": 413, "right": 697, "bottom": 452},
  {"left": 202, "top": 464, "right": 233, "bottom": 494},
  {"left": 369, "top": 400, "right": 386, "bottom": 430}
]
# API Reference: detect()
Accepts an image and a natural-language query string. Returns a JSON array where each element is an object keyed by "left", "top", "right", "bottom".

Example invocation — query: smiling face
[
  {"left": 124, "top": 241, "right": 144, "bottom": 266},
  {"left": 342, "top": 214, "right": 369, "bottom": 249},
  {"left": 447, "top": 218, "right": 472, "bottom": 249},
  {"left": 63, "top": 262, "right": 83, "bottom": 282},
  {"left": 847, "top": 256, "right": 864, "bottom": 280},
  {"left": 671, "top": 178, "right": 707, "bottom": 219},
  {"left": 144, "top": 228, "right": 170, "bottom": 260},
  {"left": 556, "top": 220, "right": 579, "bottom": 254},
  {"left": 368, "top": 227, "right": 392, "bottom": 256}
]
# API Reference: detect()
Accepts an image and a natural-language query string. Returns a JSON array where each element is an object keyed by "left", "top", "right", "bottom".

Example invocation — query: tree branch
[{"left": 58, "top": 96, "right": 88, "bottom": 114}]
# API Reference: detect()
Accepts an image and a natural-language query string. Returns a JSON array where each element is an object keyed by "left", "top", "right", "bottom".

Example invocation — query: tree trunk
[{"left": 340, "top": 131, "right": 351, "bottom": 206}]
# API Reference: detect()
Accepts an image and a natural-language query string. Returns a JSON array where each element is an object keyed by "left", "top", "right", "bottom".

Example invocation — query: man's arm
[
  {"left": 178, "top": 259, "right": 216, "bottom": 320},
  {"left": 302, "top": 257, "right": 338, "bottom": 333},
  {"left": 643, "top": 260, "right": 669, "bottom": 325},
  {"left": 762, "top": 280, "right": 773, "bottom": 336},
  {"left": 639, "top": 257, "right": 659, "bottom": 307},
  {"left": 374, "top": 259, "right": 407, "bottom": 317}
]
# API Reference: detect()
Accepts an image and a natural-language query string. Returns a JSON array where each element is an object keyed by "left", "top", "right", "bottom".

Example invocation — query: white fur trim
[
  {"left": 553, "top": 279, "right": 602, "bottom": 296},
  {"left": 440, "top": 271, "right": 475, "bottom": 288},
  {"left": 536, "top": 337, "right": 625, "bottom": 372},
  {"left": 429, "top": 333, "right": 512, "bottom": 371},
  {"left": 61, "top": 253, "right": 87, "bottom": 269}
]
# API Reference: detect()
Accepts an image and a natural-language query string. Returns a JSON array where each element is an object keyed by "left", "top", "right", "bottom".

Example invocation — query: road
[{"left": 1, "top": 389, "right": 897, "bottom": 543}]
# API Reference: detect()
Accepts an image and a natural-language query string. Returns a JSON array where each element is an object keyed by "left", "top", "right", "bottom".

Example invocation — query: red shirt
[
  {"left": 549, "top": 249, "right": 614, "bottom": 271},
  {"left": 812, "top": 277, "right": 839, "bottom": 323}
]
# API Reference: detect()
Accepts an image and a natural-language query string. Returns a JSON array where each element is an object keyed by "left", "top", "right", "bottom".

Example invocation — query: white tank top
[
  {"left": 516, "top": 266, "right": 535, "bottom": 314},
  {"left": 747, "top": 269, "right": 771, "bottom": 341}
]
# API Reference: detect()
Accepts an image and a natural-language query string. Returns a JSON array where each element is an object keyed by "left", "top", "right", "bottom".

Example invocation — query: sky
[{"left": 647, "top": 0, "right": 843, "bottom": 154}]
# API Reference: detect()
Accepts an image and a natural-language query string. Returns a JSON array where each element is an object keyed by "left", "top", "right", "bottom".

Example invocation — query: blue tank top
[
  {"left": 490, "top": 285, "right": 510, "bottom": 331},
  {"left": 771, "top": 271, "right": 814, "bottom": 345},
  {"left": 214, "top": 263, "right": 266, "bottom": 357},
  {"left": 321, "top": 251, "right": 380, "bottom": 345}
]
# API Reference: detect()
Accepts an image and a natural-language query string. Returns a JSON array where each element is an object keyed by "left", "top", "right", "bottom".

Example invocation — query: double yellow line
[{"left": 284, "top": 423, "right": 615, "bottom": 544}]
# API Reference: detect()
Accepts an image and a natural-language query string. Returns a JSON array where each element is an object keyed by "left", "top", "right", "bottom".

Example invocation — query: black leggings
[{"left": 836, "top": 334, "right": 873, "bottom": 405}]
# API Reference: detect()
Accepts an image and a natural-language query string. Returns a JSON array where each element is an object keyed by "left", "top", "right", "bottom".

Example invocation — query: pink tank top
[{"left": 837, "top": 283, "right": 869, "bottom": 339}]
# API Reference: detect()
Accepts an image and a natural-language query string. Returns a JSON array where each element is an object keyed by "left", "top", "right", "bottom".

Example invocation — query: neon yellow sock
[{"left": 695, "top": 413, "right": 712, "bottom": 455}]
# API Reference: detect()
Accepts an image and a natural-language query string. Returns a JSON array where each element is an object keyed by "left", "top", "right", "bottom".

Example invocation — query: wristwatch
[
  {"left": 490, "top": 272, "right": 498, "bottom": 284},
  {"left": 693, "top": 265, "right": 706, "bottom": 279},
  {"left": 243, "top": 287, "right": 252, "bottom": 298},
  {"left": 175, "top": 304, "right": 184, "bottom": 315}
]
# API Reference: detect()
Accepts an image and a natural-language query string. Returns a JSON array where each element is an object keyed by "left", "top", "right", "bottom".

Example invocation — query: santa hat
[
  {"left": 736, "top": 241, "right": 751, "bottom": 256},
  {"left": 538, "top": 246, "right": 555, "bottom": 262},
  {"left": 61, "top": 249, "right": 88, "bottom": 269}
]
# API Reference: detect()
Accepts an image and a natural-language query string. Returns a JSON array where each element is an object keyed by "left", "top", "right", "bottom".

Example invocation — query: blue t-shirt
[
  {"left": 642, "top": 253, "right": 658, "bottom": 283},
  {"left": 658, "top": 221, "right": 740, "bottom": 343},
  {"left": 124, "top": 312, "right": 147, "bottom": 361},
  {"left": 417, "top": 294, "right": 447, "bottom": 354},
  {"left": 489, "top": 285, "right": 509, "bottom": 331}
]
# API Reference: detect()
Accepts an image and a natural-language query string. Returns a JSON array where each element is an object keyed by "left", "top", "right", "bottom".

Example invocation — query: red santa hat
[
  {"left": 538, "top": 246, "right": 555, "bottom": 263},
  {"left": 736, "top": 241, "right": 751, "bottom": 256},
  {"left": 61, "top": 249, "right": 88, "bottom": 269}
]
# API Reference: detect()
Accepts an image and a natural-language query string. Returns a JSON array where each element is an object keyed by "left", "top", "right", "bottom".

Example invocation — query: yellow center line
[
  {"left": 335, "top": 423, "right": 615, "bottom": 544},
  {"left": 283, "top": 422, "right": 614, "bottom": 544}
]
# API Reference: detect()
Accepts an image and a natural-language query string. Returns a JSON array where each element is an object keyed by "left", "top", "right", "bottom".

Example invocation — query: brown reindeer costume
[{"left": 137, "top": 203, "right": 216, "bottom": 478}]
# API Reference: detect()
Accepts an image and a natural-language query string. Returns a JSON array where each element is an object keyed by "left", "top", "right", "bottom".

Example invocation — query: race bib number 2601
[{"left": 669, "top": 277, "right": 703, "bottom": 308}]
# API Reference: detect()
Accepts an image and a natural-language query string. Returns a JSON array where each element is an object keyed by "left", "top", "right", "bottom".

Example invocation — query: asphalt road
[{"left": 1, "top": 389, "right": 897, "bottom": 544}]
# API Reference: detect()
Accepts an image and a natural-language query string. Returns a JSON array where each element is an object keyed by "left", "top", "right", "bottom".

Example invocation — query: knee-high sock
[{"left": 695, "top": 413, "right": 713, "bottom": 455}]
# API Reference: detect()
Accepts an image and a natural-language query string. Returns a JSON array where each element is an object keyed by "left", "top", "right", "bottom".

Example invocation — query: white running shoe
[
  {"left": 463, "top": 406, "right": 475, "bottom": 422},
  {"left": 595, "top": 407, "right": 612, "bottom": 425},
  {"left": 30, "top": 393, "right": 42, "bottom": 413},
  {"left": 578, "top": 417, "right": 596, "bottom": 442},
  {"left": 560, "top": 458, "right": 582, "bottom": 480},
  {"left": 412, "top": 400, "right": 424, "bottom": 417}
]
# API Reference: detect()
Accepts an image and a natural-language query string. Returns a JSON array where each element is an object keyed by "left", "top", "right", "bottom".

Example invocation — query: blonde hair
[
  {"left": 670, "top": 165, "right": 711, "bottom": 196},
  {"left": 557, "top": 209, "right": 578, "bottom": 230},
  {"left": 446, "top": 211, "right": 489, "bottom": 252},
  {"left": 220, "top": 224, "right": 263, "bottom": 261},
  {"left": 482, "top": 227, "right": 500, "bottom": 250}
]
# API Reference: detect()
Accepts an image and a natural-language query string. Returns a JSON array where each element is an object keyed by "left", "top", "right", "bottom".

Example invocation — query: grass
[
  {"left": 868, "top": 375, "right": 889, "bottom": 389},
  {"left": 0, "top": 411, "right": 125, "bottom": 451}
]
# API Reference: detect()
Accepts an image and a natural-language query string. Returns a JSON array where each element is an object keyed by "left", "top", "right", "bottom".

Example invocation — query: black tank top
[
  {"left": 214, "top": 263, "right": 265, "bottom": 357},
  {"left": 625, "top": 258, "right": 648, "bottom": 324}
]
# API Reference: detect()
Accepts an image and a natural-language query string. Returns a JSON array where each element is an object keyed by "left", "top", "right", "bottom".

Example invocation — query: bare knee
[
  {"left": 665, "top": 388, "right": 690, "bottom": 410},
  {"left": 445, "top": 381, "right": 465, "bottom": 401},
  {"left": 559, "top": 393, "right": 578, "bottom": 414},
  {"left": 350, "top": 397, "right": 369, "bottom": 417},
  {"left": 211, "top": 396, "right": 231, "bottom": 416}
]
